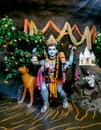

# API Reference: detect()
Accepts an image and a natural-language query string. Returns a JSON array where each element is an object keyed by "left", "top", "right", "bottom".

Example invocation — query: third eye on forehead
[{"left": 48, "top": 46, "right": 56, "bottom": 50}]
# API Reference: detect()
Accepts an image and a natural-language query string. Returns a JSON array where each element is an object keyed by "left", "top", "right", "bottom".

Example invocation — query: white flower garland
[{"left": 83, "top": 74, "right": 95, "bottom": 88}]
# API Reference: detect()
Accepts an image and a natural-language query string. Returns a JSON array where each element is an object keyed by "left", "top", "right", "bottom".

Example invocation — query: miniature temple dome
[
  {"left": 79, "top": 52, "right": 84, "bottom": 58},
  {"left": 84, "top": 47, "right": 90, "bottom": 58},
  {"left": 79, "top": 46, "right": 96, "bottom": 66},
  {"left": 91, "top": 52, "right": 95, "bottom": 58}
]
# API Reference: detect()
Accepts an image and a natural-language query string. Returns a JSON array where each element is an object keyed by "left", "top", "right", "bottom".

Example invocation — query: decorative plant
[
  {"left": 74, "top": 70, "right": 81, "bottom": 81},
  {"left": 0, "top": 16, "right": 62, "bottom": 83},
  {"left": 0, "top": 16, "right": 47, "bottom": 83},
  {"left": 93, "top": 31, "right": 101, "bottom": 67}
]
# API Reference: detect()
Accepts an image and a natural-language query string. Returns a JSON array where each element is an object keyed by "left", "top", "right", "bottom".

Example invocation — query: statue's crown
[{"left": 46, "top": 34, "right": 57, "bottom": 46}]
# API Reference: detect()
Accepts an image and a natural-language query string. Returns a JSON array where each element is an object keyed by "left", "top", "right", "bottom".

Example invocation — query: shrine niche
[{"left": 0, "top": 1, "right": 101, "bottom": 130}]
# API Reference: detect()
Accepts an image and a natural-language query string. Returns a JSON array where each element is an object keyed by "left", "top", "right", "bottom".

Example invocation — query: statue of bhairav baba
[{"left": 31, "top": 34, "right": 76, "bottom": 113}]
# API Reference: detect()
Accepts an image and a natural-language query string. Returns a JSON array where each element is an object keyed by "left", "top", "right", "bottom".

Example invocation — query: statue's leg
[
  {"left": 40, "top": 82, "right": 49, "bottom": 113},
  {"left": 27, "top": 87, "right": 34, "bottom": 108},
  {"left": 18, "top": 87, "right": 27, "bottom": 104},
  {"left": 57, "top": 84, "right": 68, "bottom": 108}
]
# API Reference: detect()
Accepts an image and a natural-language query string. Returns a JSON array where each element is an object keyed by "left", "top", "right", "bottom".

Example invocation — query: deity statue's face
[{"left": 48, "top": 45, "right": 58, "bottom": 59}]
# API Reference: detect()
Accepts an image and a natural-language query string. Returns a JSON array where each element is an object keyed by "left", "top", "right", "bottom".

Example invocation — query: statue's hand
[
  {"left": 62, "top": 62, "right": 69, "bottom": 71},
  {"left": 31, "top": 56, "right": 38, "bottom": 64}
]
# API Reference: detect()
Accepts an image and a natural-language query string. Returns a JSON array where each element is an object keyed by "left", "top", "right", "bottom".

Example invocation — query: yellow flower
[
  {"left": 15, "top": 62, "right": 18, "bottom": 65},
  {"left": 61, "top": 43, "right": 64, "bottom": 46},
  {"left": 94, "top": 40, "right": 97, "bottom": 43},
  {"left": 38, "top": 55, "right": 40, "bottom": 57},
  {"left": 26, "top": 55, "right": 29, "bottom": 58},
  {"left": 9, "top": 41, "right": 13, "bottom": 45},
  {"left": 11, "top": 56, "right": 14, "bottom": 59},
  {"left": 18, "top": 38, "right": 21, "bottom": 41},
  {"left": 2, "top": 18, "right": 6, "bottom": 21},
  {"left": 4, "top": 24, "right": 8, "bottom": 28},
  {"left": 40, "top": 39, "right": 42, "bottom": 42},
  {"left": 3, "top": 44, "right": 7, "bottom": 48},
  {"left": 5, "top": 69, "right": 8, "bottom": 71}
]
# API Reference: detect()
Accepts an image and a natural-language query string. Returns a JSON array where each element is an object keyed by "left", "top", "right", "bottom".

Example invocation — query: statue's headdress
[{"left": 46, "top": 34, "right": 57, "bottom": 46}]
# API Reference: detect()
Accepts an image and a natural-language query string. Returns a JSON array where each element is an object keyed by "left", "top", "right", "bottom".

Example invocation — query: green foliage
[
  {"left": 0, "top": 16, "right": 62, "bottom": 83},
  {"left": 80, "top": 89, "right": 87, "bottom": 95},
  {"left": 93, "top": 31, "right": 101, "bottom": 67},
  {"left": 3, "top": 50, "right": 32, "bottom": 81},
  {"left": 0, "top": 16, "right": 47, "bottom": 82}
]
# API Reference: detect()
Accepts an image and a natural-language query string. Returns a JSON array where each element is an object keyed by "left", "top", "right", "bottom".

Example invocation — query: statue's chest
[{"left": 46, "top": 60, "right": 55, "bottom": 72}]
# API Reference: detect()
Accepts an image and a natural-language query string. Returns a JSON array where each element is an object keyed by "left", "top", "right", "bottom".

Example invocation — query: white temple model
[{"left": 79, "top": 47, "right": 96, "bottom": 66}]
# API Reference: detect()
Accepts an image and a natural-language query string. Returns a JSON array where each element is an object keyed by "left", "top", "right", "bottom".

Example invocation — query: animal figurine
[{"left": 18, "top": 66, "right": 37, "bottom": 108}]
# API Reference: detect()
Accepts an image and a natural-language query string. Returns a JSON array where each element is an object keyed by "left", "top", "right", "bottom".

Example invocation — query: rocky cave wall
[
  {"left": 0, "top": 0, "right": 100, "bottom": 59},
  {"left": 0, "top": 0, "right": 101, "bottom": 112},
  {"left": 0, "top": 0, "right": 101, "bottom": 29}
]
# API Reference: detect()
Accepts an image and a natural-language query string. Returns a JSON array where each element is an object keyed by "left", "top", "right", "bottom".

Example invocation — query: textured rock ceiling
[{"left": 0, "top": 0, "right": 101, "bottom": 29}]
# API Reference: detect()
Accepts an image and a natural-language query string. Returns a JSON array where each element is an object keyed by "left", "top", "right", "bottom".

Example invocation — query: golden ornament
[{"left": 64, "top": 66, "right": 67, "bottom": 70}]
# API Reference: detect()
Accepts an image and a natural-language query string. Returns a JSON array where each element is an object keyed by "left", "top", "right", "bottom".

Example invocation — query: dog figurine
[{"left": 18, "top": 66, "right": 37, "bottom": 108}]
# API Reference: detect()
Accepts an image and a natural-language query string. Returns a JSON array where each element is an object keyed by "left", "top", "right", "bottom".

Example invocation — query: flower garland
[
  {"left": 74, "top": 70, "right": 81, "bottom": 81},
  {"left": 24, "top": 19, "right": 97, "bottom": 50},
  {"left": 45, "top": 53, "right": 59, "bottom": 82},
  {"left": 43, "top": 53, "right": 60, "bottom": 98},
  {"left": 55, "top": 53, "right": 59, "bottom": 80},
  {"left": 56, "top": 22, "right": 92, "bottom": 49},
  {"left": 83, "top": 74, "right": 95, "bottom": 88}
]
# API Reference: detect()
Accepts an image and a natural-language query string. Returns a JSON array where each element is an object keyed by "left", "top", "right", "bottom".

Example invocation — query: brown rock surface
[{"left": 0, "top": 0, "right": 100, "bottom": 29}]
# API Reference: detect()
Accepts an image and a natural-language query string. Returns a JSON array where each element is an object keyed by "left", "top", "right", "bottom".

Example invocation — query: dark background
[{"left": 0, "top": 0, "right": 101, "bottom": 30}]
